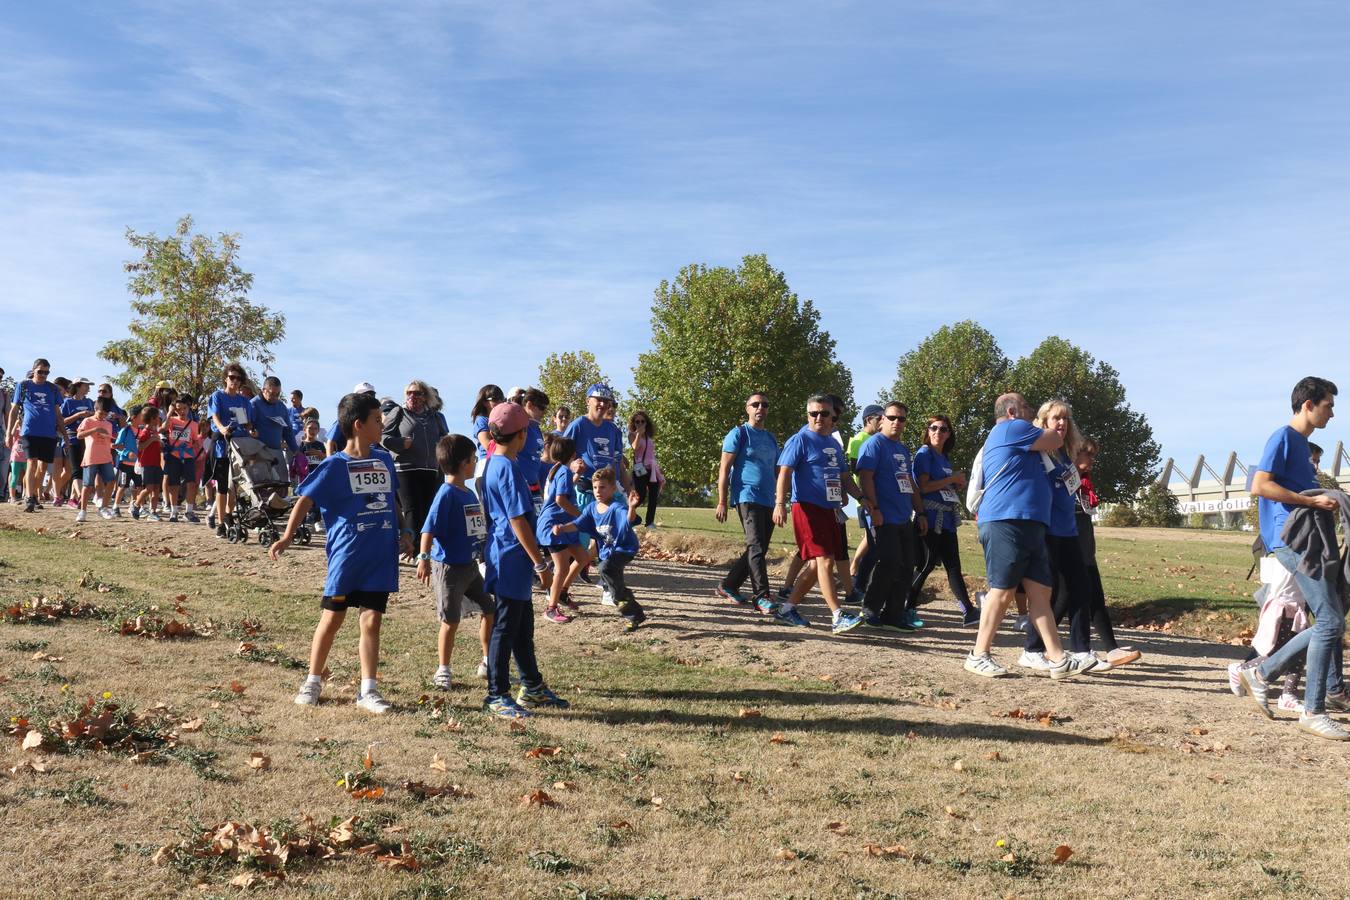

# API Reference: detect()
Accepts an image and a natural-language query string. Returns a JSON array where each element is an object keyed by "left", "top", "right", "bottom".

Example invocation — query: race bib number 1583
[{"left": 348, "top": 465, "right": 390, "bottom": 494}]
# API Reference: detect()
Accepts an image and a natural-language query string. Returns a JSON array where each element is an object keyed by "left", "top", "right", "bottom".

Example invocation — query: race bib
[
  {"left": 939, "top": 489, "right": 959, "bottom": 503},
  {"left": 894, "top": 469, "right": 913, "bottom": 493},
  {"left": 347, "top": 461, "right": 391, "bottom": 494},
  {"left": 232, "top": 408, "right": 248, "bottom": 425},
  {"left": 1061, "top": 467, "right": 1082, "bottom": 495},
  {"left": 824, "top": 476, "right": 843, "bottom": 504},
  {"left": 532, "top": 492, "right": 544, "bottom": 515},
  {"left": 464, "top": 504, "right": 486, "bottom": 538}
]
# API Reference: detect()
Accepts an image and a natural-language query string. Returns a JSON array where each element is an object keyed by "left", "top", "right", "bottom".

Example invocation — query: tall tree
[
  {"left": 536, "top": 350, "right": 611, "bottom": 419},
  {"left": 1009, "top": 336, "right": 1160, "bottom": 502},
  {"left": 99, "top": 215, "right": 285, "bottom": 402},
  {"left": 886, "top": 321, "right": 1010, "bottom": 475},
  {"left": 631, "top": 254, "right": 854, "bottom": 493}
]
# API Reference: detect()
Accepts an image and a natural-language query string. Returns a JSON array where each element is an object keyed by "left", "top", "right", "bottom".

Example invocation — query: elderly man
[
  {"left": 715, "top": 392, "right": 779, "bottom": 613},
  {"left": 772, "top": 394, "right": 866, "bottom": 634},
  {"left": 963, "top": 392, "right": 1092, "bottom": 680}
]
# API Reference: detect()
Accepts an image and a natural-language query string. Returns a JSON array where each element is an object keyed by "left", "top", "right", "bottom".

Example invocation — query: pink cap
[{"left": 488, "top": 401, "right": 530, "bottom": 434}]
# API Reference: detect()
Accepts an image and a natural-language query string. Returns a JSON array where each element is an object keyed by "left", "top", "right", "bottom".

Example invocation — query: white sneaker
[
  {"left": 1298, "top": 713, "right": 1350, "bottom": 741},
  {"left": 74, "top": 510, "right": 87, "bottom": 523},
  {"left": 1014, "top": 615, "right": 1029, "bottom": 633},
  {"left": 1017, "top": 650, "right": 1052, "bottom": 671},
  {"left": 100, "top": 507, "right": 115, "bottom": 520},
  {"left": 964, "top": 652, "right": 1011, "bottom": 678},
  {"left": 148, "top": 511, "right": 161, "bottom": 522},
  {"left": 600, "top": 589, "right": 617, "bottom": 607},
  {"left": 432, "top": 669, "right": 453, "bottom": 690},
  {"left": 1278, "top": 693, "right": 1306, "bottom": 714},
  {"left": 1048, "top": 653, "right": 1095, "bottom": 681},
  {"left": 355, "top": 688, "right": 392, "bottom": 714},
  {"left": 1093, "top": 653, "right": 1114, "bottom": 672},
  {"left": 294, "top": 679, "right": 322, "bottom": 706},
  {"left": 476, "top": 658, "right": 489, "bottom": 680}
]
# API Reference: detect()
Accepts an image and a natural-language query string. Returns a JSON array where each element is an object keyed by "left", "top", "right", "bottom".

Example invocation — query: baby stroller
[{"left": 225, "top": 436, "right": 311, "bottom": 546}]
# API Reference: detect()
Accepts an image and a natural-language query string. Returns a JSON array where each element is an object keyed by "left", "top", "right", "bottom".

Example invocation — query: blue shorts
[
  {"left": 82, "top": 462, "right": 116, "bottom": 487},
  {"left": 164, "top": 456, "right": 193, "bottom": 486},
  {"left": 977, "top": 519, "right": 1052, "bottom": 590}
]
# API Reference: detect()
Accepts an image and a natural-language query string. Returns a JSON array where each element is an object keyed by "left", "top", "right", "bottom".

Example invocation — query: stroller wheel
[
  {"left": 297, "top": 527, "right": 312, "bottom": 546},
  {"left": 257, "top": 530, "right": 270, "bottom": 546}
]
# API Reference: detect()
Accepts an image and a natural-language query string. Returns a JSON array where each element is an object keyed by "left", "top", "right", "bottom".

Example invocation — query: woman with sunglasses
[
  {"left": 627, "top": 410, "right": 663, "bottom": 528},
  {"left": 6, "top": 359, "right": 61, "bottom": 513},
  {"left": 909, "top": 415, "right": 977, "bottom": 625},
  {"left": 385, "top": 379, "right": 449, "bottom": 550},
  {"left": 207, "top": 362, "right": 257, "bottom": 538}
]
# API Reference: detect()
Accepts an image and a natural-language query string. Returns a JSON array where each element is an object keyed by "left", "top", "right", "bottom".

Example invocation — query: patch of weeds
[
  {"left": 390, "top": 875, "right": 457, "bottom": 899},
  {"left": 671, "top": 792, "right": 727, "bottom": 827},
  {"left": 698, "top": 727, "right": 728, "bottom": 744},
  {"left": 593, "top": 822, "right": 631, "bottom": 848},
  {"left": 528, "top": 849, "right": 576, "bottom": 874},
  {"left": 900, "top": 806, "right": 927, "bottom": 818},
  {"left": 235, "top": 642, "right": 305, "bottom": 670},
  {"left": 22, "top": 777, "right": 113, "bottom": 807},
  {"left": 6, "top": 638, "right": 49, "bottom": 652},
  {"left": 557, "top": 883, "right": 664, "bottom": 900},
  {"left": 1186, "top": 845, "right": 1234, "bottom": 870},
  {"left": 162, "top": 746, "right": 229, "bottom": 782},
  {"left": 825, "top": 784, "right": 858, "bottom": 807},
  {"left": 221, "top": 617, "right": 266, "bottom": 641},
  {"left": 542, "top": 754, "right": 599, "bottom": 780},
  {"left": 1259, "top": 863, "right": 1304, "bottom": 892},
  {"left": 850, "top": 881, "right": 904, "bottom": 900},
  {"left": 2, "top": 594, "right": 102, "bottom": 625},
  {"left": 202, "top": 712, "right": 263, "bottom": 742},
  {"left": 944, "top": 857, "right": 973, "bottom": 874},
  {"left": 986, "top": 840, "right": 1036, "bottom": 879},
  {"left": 623, "top": 748, "right": 660, "bottom": 773},
  {"left": 468, "top": 759, "right": 510, "bottom": 779},
  {"left": 406, "top": 833, "right": 488, "bottom": 873},
  {"left": 7, "top": 691, "right": 178, "bottom": 757},
  {"left": 303, "top": 737, "right": 350, "bottom": 761},
  {"left": 203, "top": 686, "right": 247, "bottom": 704}
]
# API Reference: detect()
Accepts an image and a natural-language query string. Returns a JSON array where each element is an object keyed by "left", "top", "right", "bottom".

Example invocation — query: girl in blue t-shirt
[
  {"left": 535, "top": 437, "right": 587, "bottom": 623},
  {"left": 908, "top": 415, "right": 977, "bottom": 625}
]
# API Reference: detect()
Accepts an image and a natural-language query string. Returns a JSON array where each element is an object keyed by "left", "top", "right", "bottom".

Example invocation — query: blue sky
[{"left": 4, "top": 1, "right": 1349, "bottom": 479}]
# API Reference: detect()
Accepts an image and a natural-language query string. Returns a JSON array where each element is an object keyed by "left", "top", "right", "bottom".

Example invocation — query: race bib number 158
[{"left": 348, "top": 464, "right": 390, "bottom": 494}]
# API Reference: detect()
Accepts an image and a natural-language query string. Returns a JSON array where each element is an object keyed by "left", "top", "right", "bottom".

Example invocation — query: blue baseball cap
[
  {"left": 862, "top": 404, "right": 884, "bottom": 420},
  {"left": 586, "top": 383, "right": 615, "bottom": 401}
]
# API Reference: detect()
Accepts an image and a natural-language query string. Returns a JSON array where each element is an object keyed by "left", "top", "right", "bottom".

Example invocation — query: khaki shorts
[{"left": 431, "top": 560, "right": 493, "bottom": 624}]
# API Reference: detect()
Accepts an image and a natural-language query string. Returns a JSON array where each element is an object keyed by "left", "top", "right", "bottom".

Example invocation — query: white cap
[
  {"left": 352, "top": 382, "right": 376, "bottom": 395},
  {"left": 507, "top": 386, "right": 526, "bottom": 400}
]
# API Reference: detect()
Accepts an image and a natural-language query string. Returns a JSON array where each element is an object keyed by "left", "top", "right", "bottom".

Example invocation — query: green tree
[
  {"left": 1135, "top": 480, "right": 1182, "bottom": 527},
  {"left": 886, "top": 321, "right": 1009, "bottom": 475},
  {"left": 1008, "top": 336, "right": 1160, "bottom": 503},
  {"left": 536, "top": 350, "right": 611, "bottom": 420},
  {"left": 631, "top": 255, "right": 854, "bottom": 495},
  {"left": 99, "top": 216, "right": 285, "bottom": 403}
]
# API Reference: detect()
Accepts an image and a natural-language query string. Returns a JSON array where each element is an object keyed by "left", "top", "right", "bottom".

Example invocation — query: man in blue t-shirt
[
  {"left": 1238, "top": 376, "right": 1348, "bottom": 739},
  {"left": 715, "top": 392, "right": 780, "bottom": 612},
  {"left": 855, "top": 401, "right": 927, "bottom": 630},
  {"left": 963, "top": 392, "right": 1089, "bottom": 681},
  {"left": 6, "top": 358, "right": 61, "bottom": 512},
  {"left": 250, "top": 376, "right": 300, "bottom": 455},
  {"left": 562, "top": 384, "right": 632, "bottom": 494}
]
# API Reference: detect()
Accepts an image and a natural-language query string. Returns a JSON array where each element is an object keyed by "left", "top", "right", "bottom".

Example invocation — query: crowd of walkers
[{"left": 4, "top": 358, "right": 1347, "bottom": 739}]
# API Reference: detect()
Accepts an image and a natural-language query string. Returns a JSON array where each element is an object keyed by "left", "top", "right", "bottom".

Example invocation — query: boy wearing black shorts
[{"left": 271, "top": 392, "right": 412, "bottom": 714}]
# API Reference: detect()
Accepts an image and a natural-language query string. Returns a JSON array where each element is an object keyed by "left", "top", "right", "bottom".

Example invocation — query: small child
[
  {"left": 553, "top": 465, "right": 647, "bottom": 630},
  {"left": 133, "top": 406, "right": 164, "bottom": 521},
  {"left": 271, "top": 392, "right": 410, "bottom": 714},
  {"left": 8, "top": 431, "right": 28, "bottom": 503},
  {"left": 163, "top": 395, "right": 200, "bottom": 523},
  {"left": 1229, "top": 557, "right": 1308, "bottom": 713},
  {"left": 417, "top": 434, "right": 494, "bottom": 689},
  {"left": 74, "top": 397, "right": 117, "bottom": 522},
  {"left": 298, "top": 418, "right": 327, "bottom": 529},
  {"left": 535, "top": 436, "right": 588, "bottom": 623},
  {"left": 111, "top": 404, "right": 142, "bottom": 516},
  {"left": 479, "top": 401, "right": 568, "bottom": 719}
]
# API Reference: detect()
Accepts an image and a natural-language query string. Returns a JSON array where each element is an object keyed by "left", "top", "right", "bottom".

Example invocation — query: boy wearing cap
[
  {"left": 481, "top": 400, "right": 569, "bottom": 719},
  {"left": 272, "top": 391, "right": 411, "bottom": 714}
]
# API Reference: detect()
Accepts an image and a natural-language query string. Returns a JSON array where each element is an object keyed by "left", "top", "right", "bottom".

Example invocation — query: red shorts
[{"left": 792, "top": 502, "right": 845, "bottom": 561}]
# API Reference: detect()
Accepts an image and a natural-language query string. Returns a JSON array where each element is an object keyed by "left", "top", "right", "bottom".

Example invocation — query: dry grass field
[{"left": 2, "top": 503, "right": 1348, "bottom": 899}]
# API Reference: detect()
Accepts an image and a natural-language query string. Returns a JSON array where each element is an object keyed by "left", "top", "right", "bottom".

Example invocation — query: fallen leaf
[
  {"left": 853, "top": 680, "right": 877, "bottom": 691},
  {"left": 10, "top": 759, "right": 50, "bottom": 774},
  {"left": 649, "top": 795, "right": 663, "bottom": 808},
  {"left": 952, "top": 760, "right": 965, "bottom": 772},
  {"left": 508, "top": 719, "right": 527, "bottom": 732},
  {"left": 608, "top": 820, "right": 632, "bottom": 830},
  {"left": 983, "top": 751, "right": 1002, "bottom": 762},
  {"left": 30, "top": 652, "right": 65, "bottom": 662},
  {"left": 329, "top": 816, "right": 358, "bottom": 845},
  {"left": 130, "top": 750, "right": 157, "bottom": 764},
  {"left": 732, "top": 771, "right": 748, "bottom": 783},
  {"left": 944, "top": 805, "right": 962, "bottom": 818},
  {"left": 1052, "top": 844, "right": 1074, "bottom": 864},
  {"left": 769, "top": 732, "right": 787, "bottom": 744},
  {"left": 522, "top": 789, "right": 558, "bottom": 808},
  {"left": 553, "top": 781, "right": 578, "bottom": 791},
  {"left": 429, "top": 753, "right": 448, "bottom": 772},
  {"left": 818, "top": 674, "right": 836, "bottom": 682},
  {"left": 1207, "top": 773, "right": 1228, "bottom": 784},
  {"left": 826, "top": 821, "right": 850, "bottom": 834},
  {"left": 1190, "top": 727, "right": 1209, "bottom": 736},
  {"left": 21, "top": 730, "right": 44, "bottom": 752},
  {"left": 524, "top": 745, "right": 563, "bottom": 759},
  {"left": 248, "top": 752, "right": 271, "bottom": 771},
  {"left": 864, "top": 843, "right": 910, "bottom": 858},
  {"left": 774, "top": 848, "right": 797, "bottom": 861},
  {"left": 739, "top": 708, "right": 762, "bottom": 718},
  {"left": 363, "top": 746, "right": 375, "bottom": 769},
  {"left": 350, "top": 787, "right": 385, "bottom": 800},
  {"left": 180, "top": 718, "right": 204, "bottom": 733},
  {"left": 229, "top": 681, "right": 246, "bottom": 694}
]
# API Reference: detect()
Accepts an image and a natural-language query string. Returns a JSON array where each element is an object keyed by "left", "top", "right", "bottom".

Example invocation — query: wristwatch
[{"left": 415, "top": 552, "right": 430, "bottom": 561}]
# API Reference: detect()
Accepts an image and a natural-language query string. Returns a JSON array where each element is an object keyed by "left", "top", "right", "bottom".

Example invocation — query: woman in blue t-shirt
[{"left": 908, "top": 415, "right": 977, "bottom": 625}]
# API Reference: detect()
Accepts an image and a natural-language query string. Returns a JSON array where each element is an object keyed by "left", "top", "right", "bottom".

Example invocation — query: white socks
[
  {"left": 360, "top": 678, "right": 377, "bottom": 695},
  {"left": 305, "top": 673, "right": 322, "bottom": 686}
]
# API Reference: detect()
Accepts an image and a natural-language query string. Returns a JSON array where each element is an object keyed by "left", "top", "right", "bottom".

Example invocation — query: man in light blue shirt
[{"left": 715, "top": 392, "right": 779, "bottom": 613}]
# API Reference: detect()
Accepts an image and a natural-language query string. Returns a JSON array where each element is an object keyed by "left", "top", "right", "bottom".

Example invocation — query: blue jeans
[
  {"left": 1258, "top": 546, "right": 1345, "bottom": 713},
  {"left": 486, "top": 596, "right": 542, "bottom": 700}
]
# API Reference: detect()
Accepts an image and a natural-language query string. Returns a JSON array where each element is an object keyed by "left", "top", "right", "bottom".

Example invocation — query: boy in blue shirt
[
  {"left": 553, "top": 465, "right": 647, "bottom": 630},
  {"left": 271, "top": 392, "right": 411, "bottom": 715},
  {"left": 479, "top": 401, "right": 568, "bottom": 720},
  {"left": 417, "top": 434, "right": 494, "bottom": 690}
]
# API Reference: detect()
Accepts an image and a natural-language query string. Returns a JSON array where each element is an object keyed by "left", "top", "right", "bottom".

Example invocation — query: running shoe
[
  {"left": 53, "top": 498, "right": 66, "bottom": 508},
  {"left": 774, "top": 606, "right": 810, "bottom": 627},
  {"left": 147, "top": 511, "right": 161, "bottom": 522},
  {"left": 880, "top": 619, "right": 916, "bottom": 634},
  {"left": 1013, "top": 614, "right": 1029, "bottom": 633},
  {"left": 862, "top": 612, "right": 884, "bottom": 628},
  {"left": 577, "top": 566, "right": 592, "bottom": 585},
  {"left": 1227, "top": 661, "right": 1245, "bottom": 697},
  {"left": 74, "top": 509, "right": 87, "bottom": 523},
  {"left": 476, "top": 658, "right": 489, "bottom": 680},
  {"left": 623, "top": 608, "right": 647, "bottom": 631},
  {"left": 24, "top": 497, "right": 36, "bottom": 513},
  {"left": 544, "top": 607, "right": 572, "bottom": 624},
  {"left": 516, "top": 684, "right": 570, "bottom": 709},
  {"left": 1324, "top": 691, "right": 1350, "bottom": 713},
  {"left": 961, "top": 606, "right": 981, "bottom": 627},
  {"left": 1047, "top": 653, "right": 1095, "bottom": 681},
  {"left": 1278, "top": 693, "right": 1306, "bottom": 714},
  {"left": 776, "top": 585, "right": 793, "bottom": 604},
  {"left": 1017, "top": 650, "right": 1052, "bottom": 671},
  {"left": 964, "top": 652, "right": 1011, "bottom": 678},
  {"left": 184, "top": 510, "right": 199, "bottom": 523},
  {"left": 294, "top": 679, "right": 322, "bottom": 706},
  {"left": 432, "top": 669, "right": 453, "bottom": 690},
  {"left": 169, "top": 511, "right": 179, "bottom": 523},
  {"left": 715, "top": 584, "right": 751, "bottom": 606},
  {"left": 1238, "top": 668, "right": 1274, "bottom": 719},
  {"left": 831, "top": 612, "right": 864, "bottom": 635},
  {"left": 112, "top": 506, "right": 123, "bottom": 518},
  {"left": 900, "top": 609, "right": 924, "bottom": 630},
  {"left": 754, "top": 595, "right": 778, "bottom": 615},
  {"left": 599, "top": 589, "right": 617, "bottom": 607},
  {"left": 100, "top": 507, "right": 115, "bottom": 520},
  {"left": 484, "top": 696, "right": 531, "bottom": 719},
  {"left": 216, "top": 524, "right": 228, "bottom": 539},
  {"left": 355, "top": 688, "right": 392, "bottom": 714},
  {"left": 1100, "top": 648, "right": 1141, "bottom": 671},
  {"left": 1298, "top": 713, "right": 1350, "bottom": 741},
  {"left": 846, "top": 588, "right": 865, "bottom": 607},
  {"left": 132, "top": 505, "right": 142, "bottom": 520}
]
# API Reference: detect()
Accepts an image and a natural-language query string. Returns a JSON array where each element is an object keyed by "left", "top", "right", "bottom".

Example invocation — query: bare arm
[
  {"left": 1252, "top": 471, "right": 1338, "bottom": 511},
  {"left": 269, "top": 496, "right": 315, "bottom": 558},
  {"left": 714, "top": 450, "right": 736, "bottom": 522},
  {"left": 857, "top": 470, "right": 882, "bottom": 526},
  {"left": 772, "top": 466, "right": 792, "bottom": 526},
  {"left": 1030, "top": 429, "right": 1063, "bottom": 453}
]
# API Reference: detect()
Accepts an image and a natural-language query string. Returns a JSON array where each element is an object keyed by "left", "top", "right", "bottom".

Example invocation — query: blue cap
[
  {"left": 862, "top": 404, "right": 884, "bottom": 420},
  {"left": 586, "top": 383, "right": 615, "bottom": 401}
]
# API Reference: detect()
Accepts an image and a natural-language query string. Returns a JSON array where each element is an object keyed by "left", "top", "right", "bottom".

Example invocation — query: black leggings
[
  {"left": 1076, "top": 514, "right": 1119, "bottom": 651},
  {"left": 908, "top": 528, "right": 971, "bottom": 612},
  {"left": 1025, "top": 533, "right": 1092, "bottom": 654},
  {"left": 634, "top": 473, "right": 661, "bottom": 527},
  {"left": 397, "top": 468, "right": 441, "bottom": 536}
]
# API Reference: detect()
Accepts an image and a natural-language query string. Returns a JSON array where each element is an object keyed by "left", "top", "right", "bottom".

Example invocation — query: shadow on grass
[{"left": 591, "top": 686, "right": 898, "bottom": 707}]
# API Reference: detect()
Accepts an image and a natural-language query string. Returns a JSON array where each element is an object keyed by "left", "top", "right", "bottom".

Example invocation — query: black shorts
[
  {"left": 141, "top": 465, "right": 163, "bottom": 486},
  {"left": 211, "top": 455, "right": 231, "bottom": 489},
  {"left": 21, "top": 435, "right": 57, "bottom": 464},
  {"left": 164, "top": 456, "right": 194, "bottom": 486},
  {"left": 66, "top": 438, "right": 86, "bottom": 469},
  {"left": 117, "top": 464, "right": 141, "bottom": 489},
  {"left": 320, "top": 591, "right": 389, "bottom": 615}
]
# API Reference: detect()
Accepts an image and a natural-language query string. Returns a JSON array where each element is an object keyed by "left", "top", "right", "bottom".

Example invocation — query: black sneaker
[
  {"left": 216, "top": 524, "right": 228, "bottom": 539},
  {"left": 207, "top": 512, "right": 217, "bottom": 530},
  {"left": 24, "top": 496, "right": 37, "bottom": 513}
]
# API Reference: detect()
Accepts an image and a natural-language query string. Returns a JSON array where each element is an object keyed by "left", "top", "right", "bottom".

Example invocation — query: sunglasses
[
  {"left": 406, "top": 390, "right": 424, "bottom": 397},
  {"left": 928, "top": 424, "right": 950, "bottom": 433},
  {"left": 807, "top": 410, "right": 834, "bottom": 419},
  {"left": 884, "top": 414, "right": 906, "bottom": 422},
  {"left": 36, "top": 369, "right": 50, "bottom": 375},
  {"left": 226, "top": 374, "right": 242, "bottom": 382},
  {"left": 748, "top": 401, "right": 769, "bottom": 409}
]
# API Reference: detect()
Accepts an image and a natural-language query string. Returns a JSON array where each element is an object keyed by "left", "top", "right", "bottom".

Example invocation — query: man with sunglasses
[
  {"left": 7, "top": 359, "right": 61, "bottom": 513},
  {"left": 772, "top": 395, "right": 866, "bottom": 634},
  {"left": 207, "top": 362, "right": 258, "bottom": 537},
  {"left": 855, "top": 402, "right": 926, "bottom": 631},
  {"left": 715, "top": 392, "right": 779, "bottom": 613}
]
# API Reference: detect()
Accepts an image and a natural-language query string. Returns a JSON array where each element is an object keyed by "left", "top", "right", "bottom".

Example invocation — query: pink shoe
[{"left": 544, "top": 607, "right": 573, "bottom": 624}]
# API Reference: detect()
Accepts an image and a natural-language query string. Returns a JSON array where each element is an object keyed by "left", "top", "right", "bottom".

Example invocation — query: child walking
[
  {"left": 133, "top": 406, "right": 164, "bottom": 520},
  {"left": 111, "top": 405, "right": 141, "bottom": 516},
  {"left": 163, "top": 395, "right": 200, "bottom": 522},
  {"left": 417, "top": 434, "right": 494, "bottom": 689},
  {"left": 479, "top": 401, "right": 568, "bottom": 720},
  {"left": 535, "top": 436, "right": 588, "bottom": 623},
  {"left": 271, "top": 392, "right": 411, "bottom": 714},
  {"left": 74, "top": 397, "right": 117, "bottom": 522},
  {"left": 552, "top": 465, "right": 647, "bottom": 630}
]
